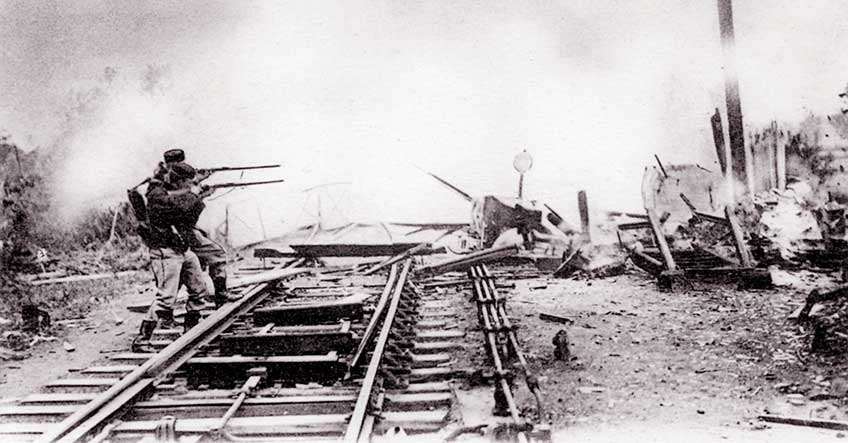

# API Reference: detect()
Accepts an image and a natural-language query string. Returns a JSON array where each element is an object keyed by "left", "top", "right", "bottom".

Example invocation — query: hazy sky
[{"left": 2, "top": 1, "right": 848, "bottom": 244}]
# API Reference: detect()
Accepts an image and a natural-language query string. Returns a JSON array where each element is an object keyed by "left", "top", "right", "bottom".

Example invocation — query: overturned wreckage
[{"left": 619, "top": 164, "right": 772, "bottom": 291}]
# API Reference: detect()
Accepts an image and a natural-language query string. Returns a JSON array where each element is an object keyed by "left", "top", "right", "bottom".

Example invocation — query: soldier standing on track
[
  {"left": 132, "top": 163, "right": 211, "bottom": 351},
  {"left": 160, "top": 148, "right": 234, "bottom": 307}
]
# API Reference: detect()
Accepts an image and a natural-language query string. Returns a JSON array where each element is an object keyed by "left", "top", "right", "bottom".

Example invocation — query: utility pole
[{"left": 717, "top": 0, "right": 748, "bottom": 198}]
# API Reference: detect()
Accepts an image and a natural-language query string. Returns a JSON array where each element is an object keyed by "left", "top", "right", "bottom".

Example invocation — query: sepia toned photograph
[{"left": 1, "top": 1, "right": 848, "bottom": 441}]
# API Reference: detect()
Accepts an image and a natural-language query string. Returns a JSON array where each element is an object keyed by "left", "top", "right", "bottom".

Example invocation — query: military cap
[
  {"left": 170, "top": 162, "right": 196, "bottom": 180},
  {"left": 163, "top": 148, "right": 186, "bottom": 163}
]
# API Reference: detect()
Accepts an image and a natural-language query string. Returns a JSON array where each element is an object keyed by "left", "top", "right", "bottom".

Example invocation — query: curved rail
[{"left": 344, "top": 258, "right": 412, "bottom": 443}]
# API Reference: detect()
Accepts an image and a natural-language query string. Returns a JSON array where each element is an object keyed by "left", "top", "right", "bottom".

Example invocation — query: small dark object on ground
[
  {"left": 21, "top": 304, "right": 50, "bottom": 333},
  {"left": 553, "top": 329, "right": 570, "bottom": 361}
]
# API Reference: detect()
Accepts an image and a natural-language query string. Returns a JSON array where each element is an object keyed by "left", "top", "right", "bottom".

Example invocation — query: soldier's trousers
[
  {"left": 147, "top": 247, "right": 208, "bottom": 321},
  {"left": 192, "top": 230, "right": 227, "bottom": 281}
]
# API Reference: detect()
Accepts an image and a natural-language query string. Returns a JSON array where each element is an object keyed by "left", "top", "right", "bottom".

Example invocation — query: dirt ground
[
  {"left": 450, "top": 265, "right": 848, "bottom": 442},
  {"left": 4, "top": 264, "right": 848, "bottom": 442},
  {"left": 0, "top": 273, "right": 151, "bottom": 401}
]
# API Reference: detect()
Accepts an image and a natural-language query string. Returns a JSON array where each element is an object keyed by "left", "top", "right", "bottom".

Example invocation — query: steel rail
[
  {"left": 347, "top": 264, "right": 399, "bottom": 375},
  {"left": 343, "top": 259, "right": 412, "bottom": 443},
  {"left": 478, "top": 265, "right": 545, "bottom": 418},
  {"left": 469, "top": 266, "right": 528, "bottom": 443},
  {"left": 40, "top": 267, "right": 311, "bottom": 443}
]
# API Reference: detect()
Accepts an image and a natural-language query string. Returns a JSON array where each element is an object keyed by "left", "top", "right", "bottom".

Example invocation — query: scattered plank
[
  {"left": 229, "top": 267, "right": 313, "bottom": 289},
  {"left": 758, "top": 414, "right": 848, "bottom": 431},
  {"left": 289, "top": 243, "right": 427, "bottom": 258},
  {"left": 29, "top": 271, "right": 137, "bottom": 286},
  {"left": 539, "top": 312, "right": 573, "bottom": 324}
]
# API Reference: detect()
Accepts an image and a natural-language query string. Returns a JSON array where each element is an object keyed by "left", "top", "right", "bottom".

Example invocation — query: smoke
[{"left": 3, "top": 1, "right": 848, "bottom": 245}]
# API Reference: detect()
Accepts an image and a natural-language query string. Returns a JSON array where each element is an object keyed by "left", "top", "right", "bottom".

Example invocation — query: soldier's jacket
[{"left": 145, "top": 185, "right": 205, "bottom": 252}]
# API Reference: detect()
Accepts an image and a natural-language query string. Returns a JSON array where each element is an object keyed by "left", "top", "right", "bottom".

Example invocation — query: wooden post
[
  {"left": 646, "top": 208, "right": 676, "bottom": 271},
  {"left": 711, "top": 108, "right": 728, "bottom": 175},
  {"left": 578, "top": 190, "right": 591, "bottom": 244},
  {"left": 725, "top": 205, "right": 753, "bottom": 267},
  {"left": 717, "top": 0, "right": 748, "bottom": 197},
  {"left": 769, "top": 121, "right": 778, "bottom": 189},
  {"left": 518, "top": 173, "right": 525, "bottom": 199},
  {"left": 776, "top": 139, "right": 786, "bottom": 190}
]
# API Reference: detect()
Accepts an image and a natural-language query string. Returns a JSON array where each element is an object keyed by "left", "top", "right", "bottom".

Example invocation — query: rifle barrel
[
  {"left": 203, "top": 164, "right": 281, "bottom": 173},
  {"left": 208, "top": 178, "right": 286, "bottom": 189}
]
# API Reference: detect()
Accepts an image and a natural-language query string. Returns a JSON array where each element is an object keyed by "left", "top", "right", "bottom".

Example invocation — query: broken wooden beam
[
  {"left": 363, "top": 243, "right": 431, "bottom": 275},
  {"left": 618, "top": 221, "right": 652, "bottom": 231},
  {"left": 229, "top": 267, "right": 312, "bottom": 289},
  {"left": 646, "top": 208, "right": 676, "bottom": 271},
  {"left": 578, "top": 190, "right": 591, "bottom": 243},
  {"left": 711, "top": 107, "right": 728, "bottom": 174},
  {"left": 538, "top": 312, "right": 573, "bottom": 324},
  {"left": 418, "top": 244, "right": 520, "bottom": 275},
  {"left": 289, "top": 243, "right": 431, "bottom": 258},
  {"left": 758, "top": 414, "right": 848, "bottom": 431},
  {"left": 253, "top": 248, "right": 300, "bottom": 258},
  {"left": 725, "top": 206, "right": 753, "bottom": 267}
]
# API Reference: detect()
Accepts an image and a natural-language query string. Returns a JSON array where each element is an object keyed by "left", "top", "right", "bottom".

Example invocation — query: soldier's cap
[
  {"left": 170, "top": 162, "right": 196, "bottom": 180},
  {"left": 163, "top": 148, "right": 185, "bottom": 163}
]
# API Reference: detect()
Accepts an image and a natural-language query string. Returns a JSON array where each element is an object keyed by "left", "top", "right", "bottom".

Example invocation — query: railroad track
[{"left": 1, "top": 253, "right": 549, "bottom": 442}]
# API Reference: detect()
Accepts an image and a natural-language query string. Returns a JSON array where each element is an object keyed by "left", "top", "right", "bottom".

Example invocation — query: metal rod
[{"left": 423, "top": 171, "right": 474, "bottom": 202}]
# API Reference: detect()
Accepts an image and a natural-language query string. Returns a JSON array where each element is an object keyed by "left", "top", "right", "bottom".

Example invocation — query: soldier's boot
[
  {"left": 213, "top": 276, "right": 228, "bottom": 308},
  {"left": 157, "top": 310, "right": 177, "bottom": 330},
  {"left": 131, "top": 320, "right": 157, "bottom": 352},
  {"left": 183, "top": 311, "right": 201, "bottom": 333},
  {"left": 213, "top": 276, "right": 240, "bottom": 307}
]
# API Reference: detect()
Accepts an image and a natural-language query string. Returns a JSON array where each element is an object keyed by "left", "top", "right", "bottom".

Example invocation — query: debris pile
[{"left": 553, "top": 244, "right": 627, "bottom": 279}]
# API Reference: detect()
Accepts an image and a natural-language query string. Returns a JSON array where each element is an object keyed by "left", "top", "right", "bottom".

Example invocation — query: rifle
[
  {"left": 204, "top": 178, "right": 286, "bottom": 191},
  {"left": 131, "top": 164, "right": 281, "bottom": 189},
  {"left": 197, "top": 164, "right": 281, "bottom": 174}
]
